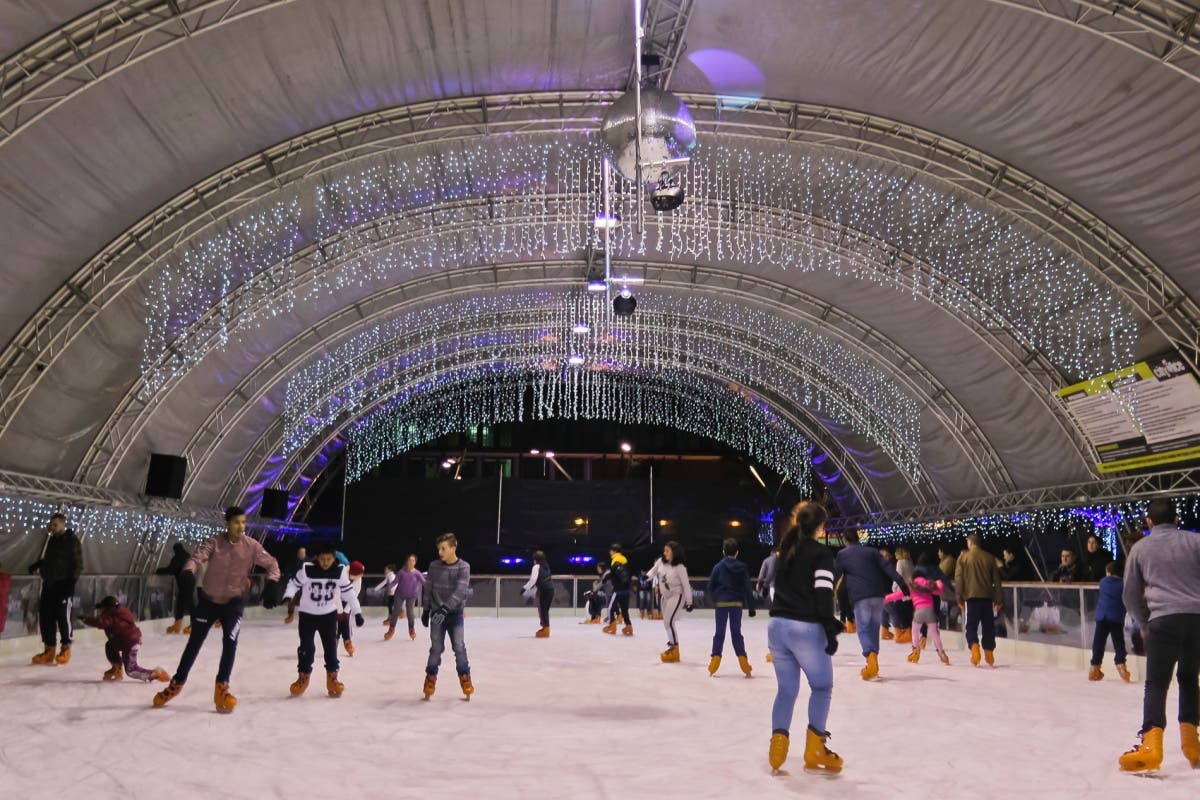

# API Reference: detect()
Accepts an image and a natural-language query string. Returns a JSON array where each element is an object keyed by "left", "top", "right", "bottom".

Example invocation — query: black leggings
[
  {"left": 608, "top": 591, "right": 631, "bottom": 625},
  {"left": 537, "top": 585, "right": 554, "bottom": 627},
  {"left": 173, "top": 593, "right": 243, "bottom": 684},
  {"left": 298, "top": 611, "right": 340, "bottom": 674},
  {"left": 173, "top": 576, "right": 194, "bottom": 622},
  {"left": 38, "top": 579, "right": 74, "bottom": 648}
]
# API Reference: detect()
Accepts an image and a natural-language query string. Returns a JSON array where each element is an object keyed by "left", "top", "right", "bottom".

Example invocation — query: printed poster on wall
[{"left": 1054, "top": 350, "right": 1200, "bottom": 474}]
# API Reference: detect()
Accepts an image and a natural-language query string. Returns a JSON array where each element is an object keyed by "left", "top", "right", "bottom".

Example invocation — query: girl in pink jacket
[{"left": 885, "top": 569, "right": 950, "bottom": 665}]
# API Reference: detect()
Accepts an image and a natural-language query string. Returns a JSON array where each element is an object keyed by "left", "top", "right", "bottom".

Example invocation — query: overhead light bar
[
  {"left": 567, "top": 354, "right": 586, "bottom": 366},
  {"left": 593, "top": 212, "right": 621, "bottom": 230}
]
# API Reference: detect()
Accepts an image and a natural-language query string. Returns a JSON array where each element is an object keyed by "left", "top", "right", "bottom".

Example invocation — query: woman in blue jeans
[{"left": 767, "top": 501, "right": 844, "bottom": 775}]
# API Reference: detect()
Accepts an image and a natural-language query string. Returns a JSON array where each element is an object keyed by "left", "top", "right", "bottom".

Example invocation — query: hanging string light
[
  {"left": 139, "top": 133, "right": 1136, "bottom": 400},
  {"left": 280, "top": 289, "right": 921, "bottom": 481},
  {"left": 0, "top": 493, "right": 223, "bottom": 545}
]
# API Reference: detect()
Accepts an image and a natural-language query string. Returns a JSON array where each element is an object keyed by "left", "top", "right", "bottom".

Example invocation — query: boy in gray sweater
[
  {"left": 1118, "top": 498, "right": 1200, "bottom": 772},
  {"left": 421, "top": 533, "right": 473, "bottom": 700}
]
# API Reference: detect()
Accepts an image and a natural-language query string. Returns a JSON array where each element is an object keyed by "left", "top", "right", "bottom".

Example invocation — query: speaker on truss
[
  {"left": 261, "top": 488, "right": 289, "bottom": 520},
  {"left": 145, "top": 453, "right": 187, "bottom": 499}
]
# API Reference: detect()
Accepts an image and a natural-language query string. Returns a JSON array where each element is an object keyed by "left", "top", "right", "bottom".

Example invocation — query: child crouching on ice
[
  {"left": 885, "top": 569, "right": 949, "bottom": 665},
  {"left": 82, "top": 596, "right": 169, "bottom": 682}
]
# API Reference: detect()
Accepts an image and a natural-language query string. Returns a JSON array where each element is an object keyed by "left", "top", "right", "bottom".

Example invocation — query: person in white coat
[{"left": 649, "top": 541, "right": 693, "bottom": 663}]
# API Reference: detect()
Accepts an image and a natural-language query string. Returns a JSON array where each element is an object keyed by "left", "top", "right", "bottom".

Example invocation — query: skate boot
[
  {"left": 103, "top": 663, "right": 124, "bottom": 681},
  {"left": 153, "top": 679, "right": 184, "bottom": 707},
  {"left": 938, "top": 650, "right": 950, "bottom": 665},
  {"left": 150, "top": 668, "right": 170, "bottom": 682},
  {"left": 409, "top": 630, "right": 417, "bottom": 640},
  {"left": 622, "top": 624, "right": 634, "bottom": 636},
  {"left": 31, "top": 645, "right": 56, "bottom": 665},
  {"left": 166, "top": 620, "right": 183, "bottom": 634},
  {"left": 326, "top": 671, "right": 344, "bottom": 698},
  {"left": 183, "top": 625, "right": 192, "bottom": 634},
  {"left": 861, "top": 651, "right": 879, "bottom": 681},
  {"left": 343, "top": 639, "right": 355, "bottom": 657},
  {"left": 1117, "top": 664, "right": 1132, "bottom": 683},
  {"left": 1182, "top": 722, "right": 1200, "bottom": 768},
  {"left": 459, "top": 673, "right": 474, "bottom": 700},
  {"left": 660, "top": 644, "right": 679, "bottom": 663},
  {"left": 1088, "top": 665, "right": 1103, "bottom": 681},
  {"left": 213, "top": 620, "right": 222, "bottom": 629},
  {"left": 588, "top": 615, "right": 601, "bottom": 624},
  {"left": 422, "top": 673, "right": 437, "bottom": 700},
  {"left": 213, "top": 682, "right": 237, "bottom": 714},
  {"left": 895, "top": 628, "right": 912, "bottom": 644},
  {"left": 738, "top": 655, "right": 753, "bottom": 677},
  {"left": 765, "top": 652, "right": 774, "bottom": 663},
  {"left": 970, "top": 643, "right": 981, "bottom": 666},
  {"left": 284, "top": 612, "right": 294, "bottom": 624},
  {"left": 535, "top": 626, "right": 550, "bottom": 638},
  {"left": 290, "top": 672, "right": 310, "bottom": 696},
  {"left": 907, "top": 647, "right": 921, "bottom": 663},
  {"left": 803, "top": 726, "right": 843, "bottom": 773},
  {"left": 880, "top": 626, "right": 894, "bottom": 641},
  {"left": 384, "top": 625, "right": 395, "bottom": 641},
  {"left": 1119, "top": 727, "right": 1163, "bottom": 772},
  {"left": 984, "top": 649, "right": 995, "bottom": 667},
  {"left": 54, "top": 645, "right": 71, "bottom": 665},
  {"left": 769, "top": 731, "right": 789, "bottom": 774},
  {"left": 843, "top": 620, "right": 856, "bottom": 634},
  {"left": 602, "top": 621, "right": 618, "bottom": 635},
  {"left": 708, "top": 655, "right": 721, "bottom": 676}
]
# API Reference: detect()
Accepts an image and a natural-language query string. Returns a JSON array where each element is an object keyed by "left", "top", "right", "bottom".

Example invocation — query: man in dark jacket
[
  {"left": 157, "top": 542, "right": 193, "bottom": 634},
  {"left": 29, "top": 513, "right": 83, "bottom": 665},
  {"left": 835, "top": 531, "right": 908, "bottom": 681},
  {"left": 1083, "top": 536, "right": 1113, "bottom": 582},
  {"left": 602, "top": 545, "right": 634, "bottom": 635},
  {"left": 955, "top": 534, "right": 1003, "bottom": 667},
  {"left": 1050, "top": 549, "right": 1082, "bottom": 582},
  {"left": 706, "top": 538, "right": 757, "bottom": 677}
]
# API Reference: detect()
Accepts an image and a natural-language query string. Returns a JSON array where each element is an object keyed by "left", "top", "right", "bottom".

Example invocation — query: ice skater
[
  {"left": 338, "top": 560, "right": 365, "bottom": 656},
  {"left": 421, "top": 533, "right": 473, "bottom": 701},
  {"left": 81, "top": 596, "right": 169, "bottom": 682},
  {"left": 1089, "top": 562, "right": 1130, "bottom": 682},
  {"left": 153, "top": 506, "right": 280, "bottom": 714},
  {"left": 954, "top": 534, "right": 1002, "bottom": 667},
  {"left": 523, "top": 550, "right": 555, "bottom": 638},
  {"left": 886, "top": 568, "right": 948, "bottom": 665},
  {"left": 602, "top": 545, "right": 634, "bottom": 636},
  {"left": 28, "top": 513, "right": 83, "bottom": 666},
  {"left": 649, "top": 541, "right": 693, "bottom": 662},
  {"left": 374, "top": 563, "right": 397, "bottom": 623},
  {"left": 834, "top": 530, "right": 907, "bottom": 681},
  {"left": 283, "top": 543, "right": 362, "bottom": 698},
  {"left": 386, "top": 554, "right": 425, "bottom": 641},
  {"left": 581, "top": 563, "right": 608, "bottom": 624},
  {"left": 707, "top": 537, "right": 756, "bottom": 677},
  {"left": 157, "top": 543, "right": 193, "bottom": 634},
  {"left": 767, "top": 502, "right": 843, "bottom": 775}
]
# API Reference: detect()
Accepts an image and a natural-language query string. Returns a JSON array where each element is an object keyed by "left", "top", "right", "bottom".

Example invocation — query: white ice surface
[{"left": 0, "top": 613, "right": 1196, "bottom": 799}]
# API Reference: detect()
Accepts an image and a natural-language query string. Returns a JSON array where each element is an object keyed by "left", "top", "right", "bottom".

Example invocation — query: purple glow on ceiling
[{"left": 686, "top": 49, "right": 765, "bottom": 109}]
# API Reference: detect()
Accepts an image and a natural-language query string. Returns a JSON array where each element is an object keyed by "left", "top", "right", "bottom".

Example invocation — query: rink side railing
[{"left": 2, "top": 575, "right": 1126, "bottom": 653}]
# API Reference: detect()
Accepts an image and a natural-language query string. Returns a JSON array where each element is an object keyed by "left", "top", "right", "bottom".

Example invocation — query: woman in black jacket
[
  {"left": 157, "top": 543, "right": 193, "bottom": 634},
  {"left": 767, "top": 502, "right": 843, "bottom": 775},
  {"left": 522, "top": 551, "right": 554, "bottom": 638}
]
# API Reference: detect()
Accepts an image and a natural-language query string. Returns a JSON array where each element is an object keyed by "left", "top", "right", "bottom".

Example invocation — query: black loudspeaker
[
  {"left": 261, "top": 488, "right": 289, "bottom": 520},
  {"left": 145, "top": 453, "right": 187, "bottom": 499}
]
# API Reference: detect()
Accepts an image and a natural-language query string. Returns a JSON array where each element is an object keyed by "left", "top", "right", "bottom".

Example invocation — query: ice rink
[{"left": 1, "top": 613, "right": 1196, "bottom": 799}]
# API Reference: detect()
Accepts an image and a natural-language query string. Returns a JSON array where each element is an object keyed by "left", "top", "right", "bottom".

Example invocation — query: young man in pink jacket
[{"left": 153, "top": 506, "right": 280, "bottom": 713}]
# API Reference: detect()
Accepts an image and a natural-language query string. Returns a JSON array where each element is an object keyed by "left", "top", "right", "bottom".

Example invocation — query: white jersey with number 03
[{"left": 284, "top": 562, "right": 362, "bottom": 616}]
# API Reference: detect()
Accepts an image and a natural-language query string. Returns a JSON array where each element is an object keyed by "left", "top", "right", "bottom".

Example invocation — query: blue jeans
[
  {"left": 853, "top": 597, "right": 883, "bottom": 656},
  {"left": 768, "top": 618, "right": 833, "bottom": 734},
  {"left": 712, "top": 606, "right": 746, "bottom": 657},
  {"left": 426, "top": 610, "right": 470, "bottom": 676}
]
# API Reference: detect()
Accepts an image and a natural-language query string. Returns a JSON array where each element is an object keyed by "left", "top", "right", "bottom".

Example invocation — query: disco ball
[{"left": 599, "top": 87, "right": 697, "bottom": 182}]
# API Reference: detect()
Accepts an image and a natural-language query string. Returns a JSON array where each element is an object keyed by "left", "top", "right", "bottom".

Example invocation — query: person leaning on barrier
[
  {"left": 1050, "top": 549, "right": 1081, "bottom": 583},
  {"left": 1116, "top": 498, "right": 1200, "bottom": 773},
  {"left": 1083, "top": 535, "right": 1113, "bottom": 582}
]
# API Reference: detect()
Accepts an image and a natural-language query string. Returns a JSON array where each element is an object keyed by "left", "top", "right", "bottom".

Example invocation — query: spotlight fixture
[
  {"left": 658, "top": 519, "right": 669, "bottom": 527},
  {"left": 572, "top": 323, "right": 590, "bottom": 335},
  {"left": 587, "top": 279, "right": 607, "bottom": 293},
  {"left": 567, "top": 354, "right": 585, "bottom": 366},
  {"left": 441, "top": 460, "right": 453, "bottom": 469},
  {"left": 529, "top": 449, "right": 540, "bottom": 455},
  {"left": 619, "top": 442, "right": 632, "bottom": 453},
  {"left": 729, "top": 520, "right": 742, "bottom": 528},
  {"left": 612, "top": 288, "right": 636, "bottom": 317},
  {"left": 650, "top": 170, "right": 685, "bottom": 212},
  {"left": 544, "top": 451, "right": 555, "bottom": 459},
  {"left": 573, "top": 517, "right": 587, "bottom": 526}
]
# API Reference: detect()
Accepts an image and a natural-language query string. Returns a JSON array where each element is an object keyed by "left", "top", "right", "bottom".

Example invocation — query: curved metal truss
[
  {"left": 162, "top": 264, "right": 1058, "bottom": 520},
  {"left": 74, "top": 189, "right": 1082, "bottom": 496},
  {"left": 2, "top": 1, "right": 1198, "bottom": 153},
  {"left": 2, "top": 91, "right": 1195, "bottom": 449}
]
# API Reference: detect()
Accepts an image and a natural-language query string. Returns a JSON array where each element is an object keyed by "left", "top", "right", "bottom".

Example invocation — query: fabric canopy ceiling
[{"left": 0, "top": 0, "right": 1196, "bottom": 519}]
